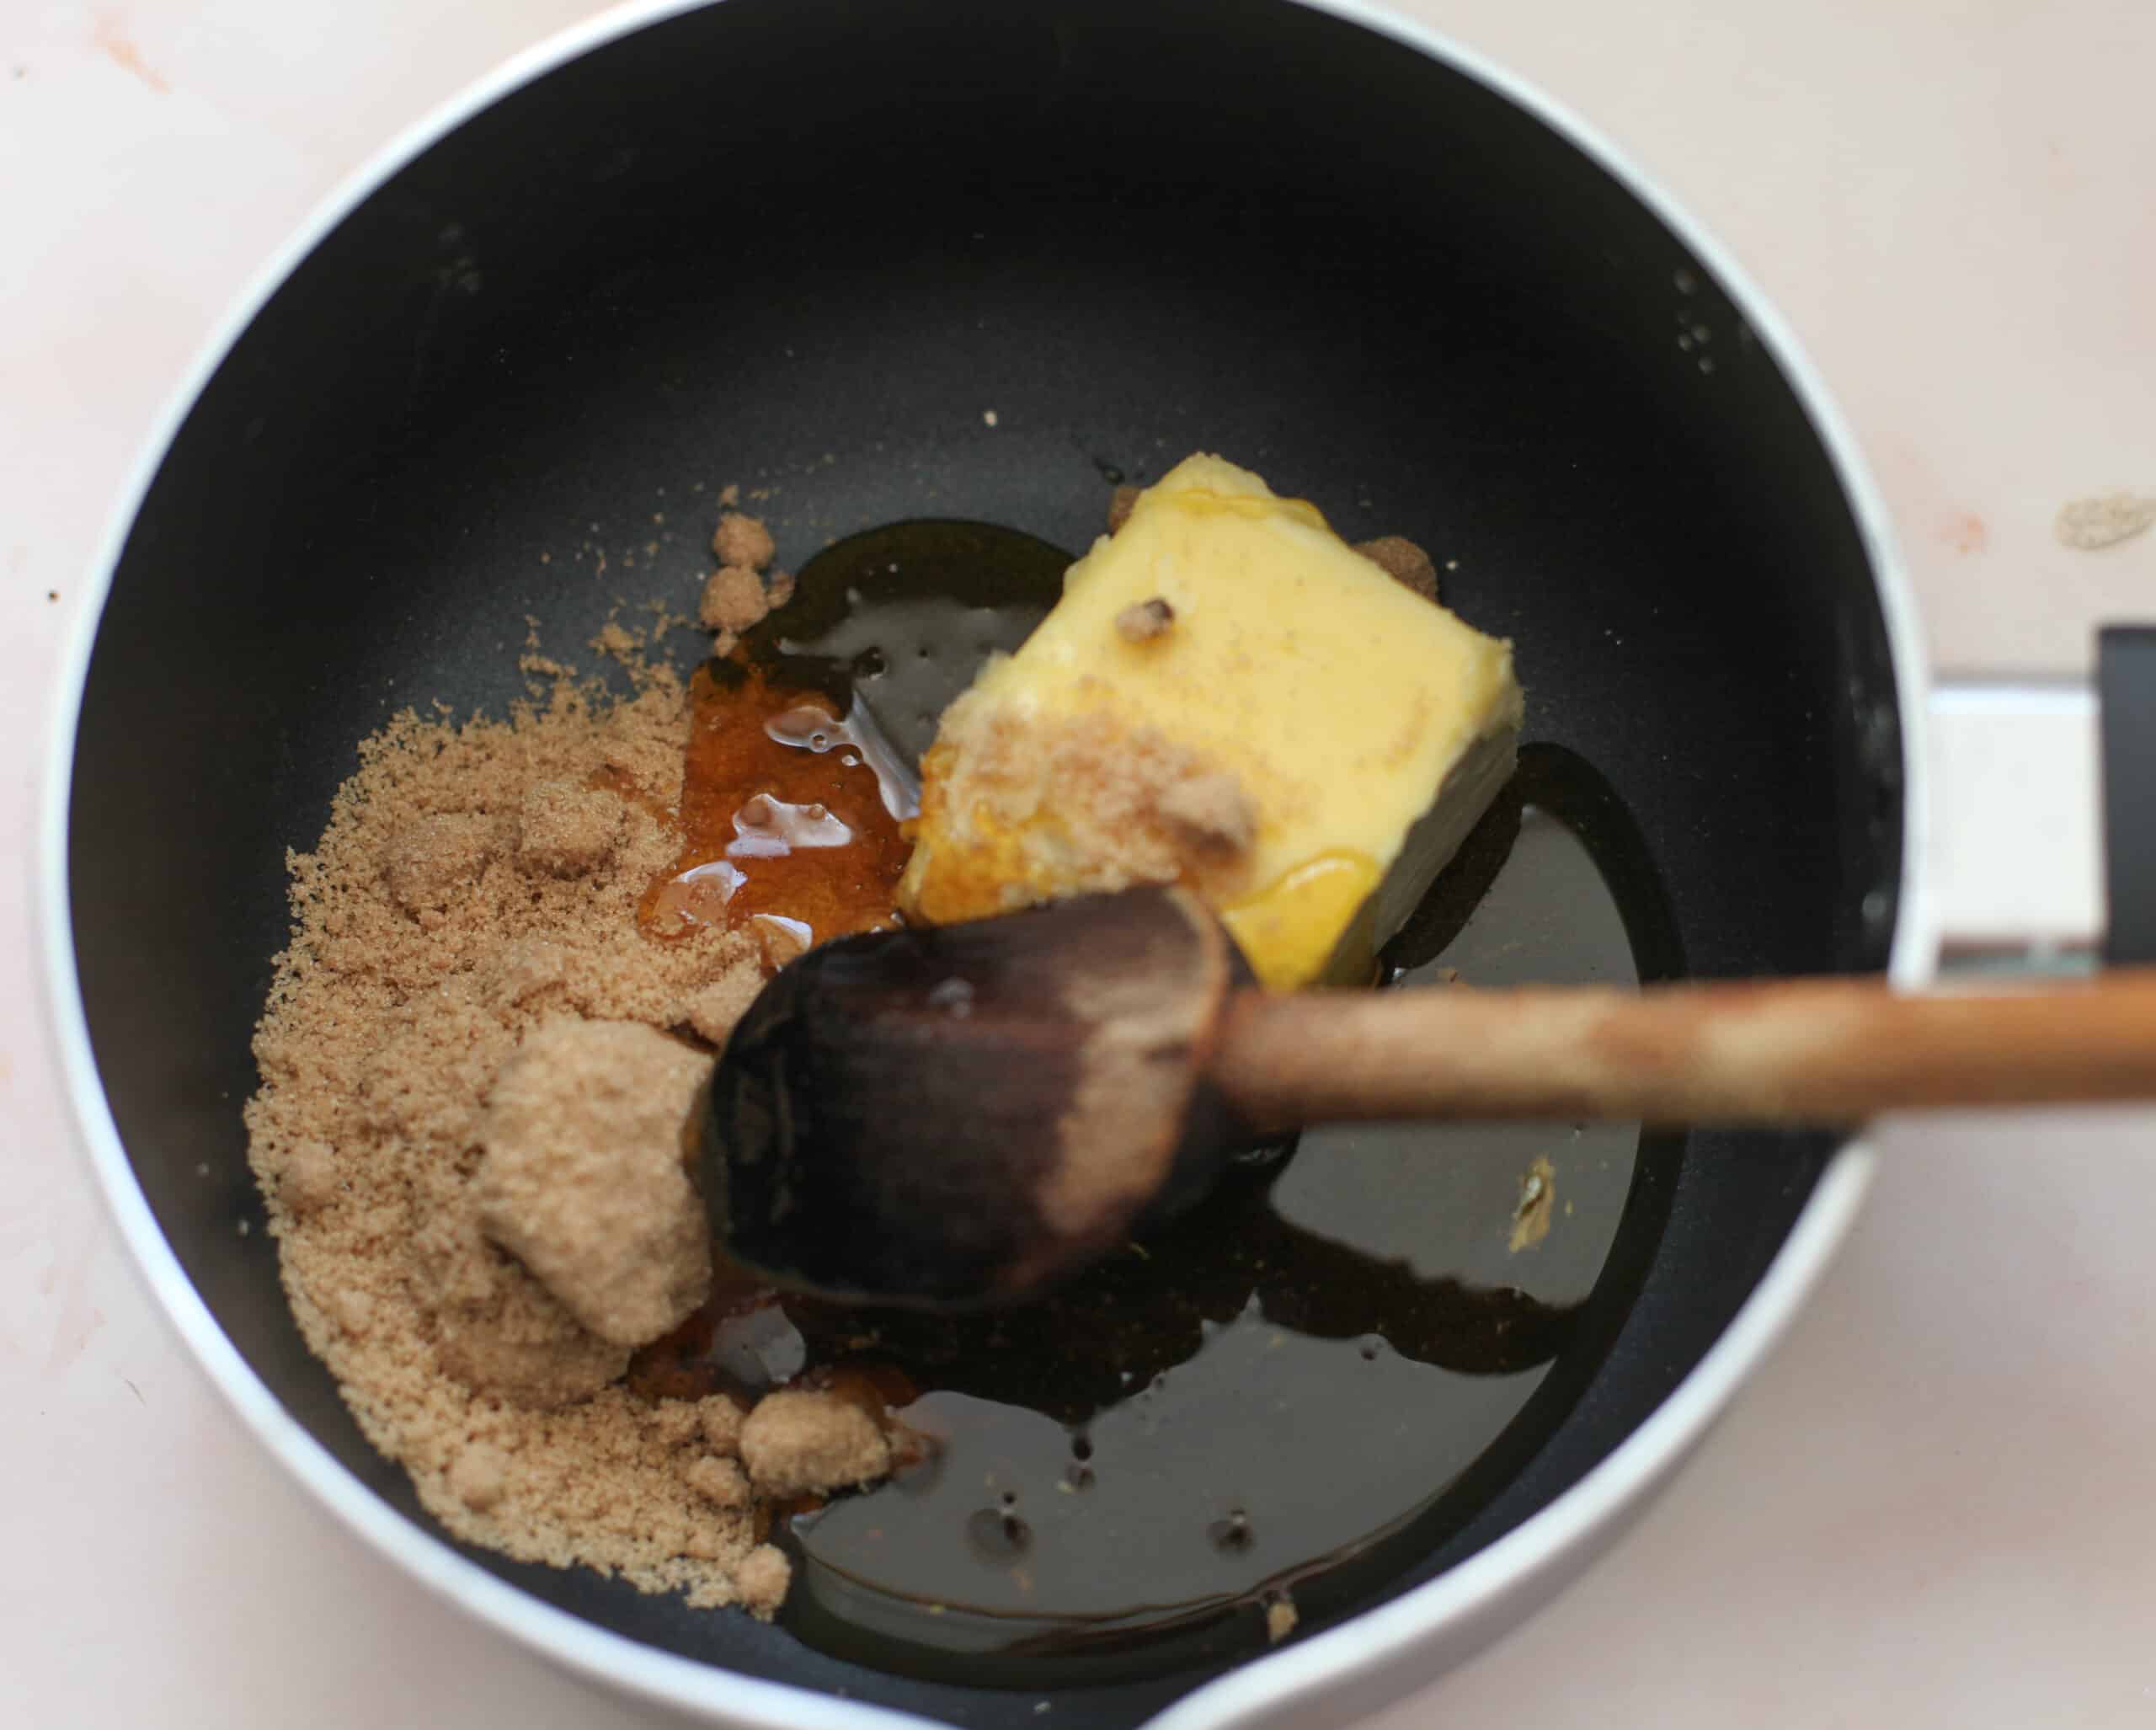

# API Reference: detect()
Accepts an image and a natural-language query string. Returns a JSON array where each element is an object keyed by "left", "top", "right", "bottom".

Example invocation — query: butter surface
[{"left": 897, "top": 454, "right": 1523, "bottom": 986}]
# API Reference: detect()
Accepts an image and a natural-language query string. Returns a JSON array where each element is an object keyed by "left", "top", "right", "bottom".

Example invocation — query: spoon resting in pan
[{"left": 701, "top": 884, "right": 2156, "bottom": 1310}]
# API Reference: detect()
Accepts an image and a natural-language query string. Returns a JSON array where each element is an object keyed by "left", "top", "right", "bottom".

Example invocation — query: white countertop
[{"left": 7, "top": 1, "right": 2155, "bottom": 1724}]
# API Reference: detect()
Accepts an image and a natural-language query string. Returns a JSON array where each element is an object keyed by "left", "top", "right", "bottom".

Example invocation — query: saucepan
[{"left": 41, "top": 0, "right": 2143, "bottom": 1726}]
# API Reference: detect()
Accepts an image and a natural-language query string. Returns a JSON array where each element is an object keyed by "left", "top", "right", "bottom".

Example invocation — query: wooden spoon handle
[{"left": 1209, "top": 969, "right": 2156, "bottom": 1129}]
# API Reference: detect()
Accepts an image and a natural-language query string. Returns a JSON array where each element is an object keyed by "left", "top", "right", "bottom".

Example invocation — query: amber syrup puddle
[{"left": 636, "top": 657, "right": 913, "bottom": 953}]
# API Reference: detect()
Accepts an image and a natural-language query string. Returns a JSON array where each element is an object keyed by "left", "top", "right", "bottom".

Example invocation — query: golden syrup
[{"left": 638, "top": 658, "right": 914, "bottom": 950}]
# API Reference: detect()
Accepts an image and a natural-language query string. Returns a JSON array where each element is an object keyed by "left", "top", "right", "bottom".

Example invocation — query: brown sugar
[
  {"left": 683, "top": 957, "right": 768, "bottom": 1046},
  {"left": 450, "top": 1443, "right": 512, "bottom": 1512},
  {"left": 1509, "top": 1154, "right": 1556, "bottom": 1254},
  {"left": 905, "top": 693, "right": 1262, "bottom": 919},
  {"left": 244, "top": 526, "right": 904, "bottom": 1615},
  {"left": 1114, "top": 596, "right": 1175, "bottom": 643},
  {"left": 382, "top": 812, "right": 499, "bottom": 927},
  {"left": 699, "top": 565, "right": 771, "bottom": 635},
  {"left": 711, "top": 510, "right": 776, "bottom": 571},
  {"left": 278, "top": 1140, "right": 342, "bottom": 1214},
  {"left": 685, "top": 1454, "right": 752, "bottom": 1508},
  {"left": 1156, "top": 770, "right": 1258, "bottom": 855},
  {"left": 417, "top": 1186, "right": 632, "bottom": 1408},
  {"left": 247, "top": 669, "right": 785, "bottom": 1605},
  {"left": 739, "top": 1388, "right": 894, "bottom": 1497},
  {"left": 477, "top": 1020, "right": 714, "bottom": 1348},
  {"left": 698, "top": 1391, "right": 747, "bottom": 1454},
  {"left": 516, "top": 779, "right": 624, "bottom": 877},
  {"left": 734, "top": 1544, "right": 792, "bottom": 1615},
  {"left": 1355, "top": 534, "right": 1440, "bottom": 601}
]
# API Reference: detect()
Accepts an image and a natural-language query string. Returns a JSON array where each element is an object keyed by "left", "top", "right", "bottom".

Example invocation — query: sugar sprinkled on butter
[{"left": 897, "top": 454, "right": 1523, "bottom": 986}]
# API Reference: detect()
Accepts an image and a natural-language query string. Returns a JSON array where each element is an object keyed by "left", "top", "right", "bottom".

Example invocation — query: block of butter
[{"left": 896, "top": 453, "right": 1523, "bottom": 988}]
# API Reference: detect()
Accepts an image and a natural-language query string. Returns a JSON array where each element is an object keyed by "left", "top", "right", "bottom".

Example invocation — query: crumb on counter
[{"left": 2056, "top": 491, "right": 2156, "bottom": 551}]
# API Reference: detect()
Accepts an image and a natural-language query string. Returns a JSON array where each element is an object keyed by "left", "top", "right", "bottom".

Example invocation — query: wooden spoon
[{"left": 699, "top": 884, "right": 2156, "bottom": 1309}]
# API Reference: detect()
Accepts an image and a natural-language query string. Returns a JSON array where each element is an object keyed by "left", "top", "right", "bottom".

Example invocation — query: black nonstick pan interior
[{"left": 66, "top": 1, "right": 1903, "bottom": 1724}]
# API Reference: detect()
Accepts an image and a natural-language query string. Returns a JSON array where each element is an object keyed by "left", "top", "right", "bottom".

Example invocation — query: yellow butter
[
  {"left": 1219, "top": 852, "right": 1382, "bottom": 991},
  {"left": 897, "top": 453, "right": 1523, "bottom": 986}
]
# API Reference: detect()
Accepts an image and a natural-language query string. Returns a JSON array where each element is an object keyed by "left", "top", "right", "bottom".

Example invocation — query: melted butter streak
[
  {"left": 728, "top": 793, "right": 856, "bottom": 859},
  {"left": 766, "top": 700, "right": 921, "bottom": 821},
  {"left": 754, "top": 912, "right": 814, "bottom": 950},
  {"left": 645, "top": 858, "right": 750, "bottom": 934}
]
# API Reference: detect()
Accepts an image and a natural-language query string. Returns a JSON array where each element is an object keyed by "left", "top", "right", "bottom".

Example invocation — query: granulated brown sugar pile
[
  {"left": 243, "top": 480, "right": 1450, "bottom": 1623},
  {"left": 243, "top": 516, "right": 882, "bottom": 1615}
]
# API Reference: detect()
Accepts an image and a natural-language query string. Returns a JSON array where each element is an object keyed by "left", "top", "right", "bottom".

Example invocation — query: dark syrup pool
[{"left": 653, "top": 521, "right": 1684, "bottom": 1686}]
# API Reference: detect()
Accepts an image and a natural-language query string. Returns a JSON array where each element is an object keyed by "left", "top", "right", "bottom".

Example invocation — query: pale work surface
[{"left": 6, "top": 0, "right": 2156, "bottom": 1724}]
